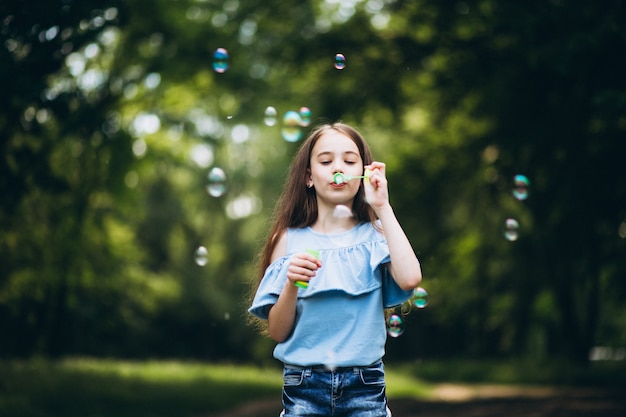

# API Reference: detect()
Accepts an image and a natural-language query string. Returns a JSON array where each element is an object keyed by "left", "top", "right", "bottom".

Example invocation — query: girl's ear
[{"left": 306, "top": 168, "right": 313, "bottom": 188}]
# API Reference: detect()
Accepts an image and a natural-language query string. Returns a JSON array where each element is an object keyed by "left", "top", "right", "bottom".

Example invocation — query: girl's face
[{"left": 308, "top": 130, "right": 363, "bottom": 207}]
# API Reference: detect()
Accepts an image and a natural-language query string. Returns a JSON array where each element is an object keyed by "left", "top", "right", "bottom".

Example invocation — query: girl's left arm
[
  {"left": 377, "top": 204, "right": 422, "bottom": 290},
  {"left": 365, "top": 162, "right": 422, "bottom": 290}
]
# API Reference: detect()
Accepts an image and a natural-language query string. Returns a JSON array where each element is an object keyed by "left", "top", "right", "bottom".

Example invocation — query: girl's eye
[
  {"left": 345, "top": 161, "right": 356, "bottom": 165},
  {"left": 320, "top": 161, "right": 332, "bottom": 165}
]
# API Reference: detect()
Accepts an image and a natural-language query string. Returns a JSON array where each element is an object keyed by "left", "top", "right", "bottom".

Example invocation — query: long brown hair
[{"left": 247, "top": 122, "right": 378, "bottom": 329}]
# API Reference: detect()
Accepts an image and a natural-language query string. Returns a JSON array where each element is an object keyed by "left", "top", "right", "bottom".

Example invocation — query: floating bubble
[
  {"left": 281, "top": 110, "right": 303, "bottom": 142},
  {"left": 400, "top": 301, "right": 413, "bottom": 315},
  {"left": 212, "top": 47, "right": 229, "bottom": 73},
  {"left": 333, "top": 204, "right": 353, "bottom": 219},
  {"left": 299, "top": 107, "right": 312, "bottom": 127},
  {"left": 334, "top": 53, "right": 346, "bottom": 70},
  {"left": 411, "top": 287, "right": 430, "bottom": 309},
  {"left": 512, "top": 174, "right": 530, "bottom": 200},
  {"left": 194, "top": 246, "right": 209, "bottom": 266},
  {"left": 264, "top": 106, "right": 277, "bottom": 126},
  {"left": 206, "top": 167, "right": 227, "bottom": 197},
  {"left": 324, "top": 350, "right": 338, "bottom": 371},
  {"left": 386, "top": 314, "right": 405, "bottom": 338},
  {"left": 504, "top": 218, "right": 519, "bottom": 241}
]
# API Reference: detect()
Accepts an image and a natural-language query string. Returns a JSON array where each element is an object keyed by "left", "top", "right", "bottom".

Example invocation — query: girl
[{"left": 249, "top": 122, "right": 422, "bottom": 417}]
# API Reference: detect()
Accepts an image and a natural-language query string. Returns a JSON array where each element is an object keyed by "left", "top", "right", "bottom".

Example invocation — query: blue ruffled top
[{"left": 248, "top": 222, "right": 413, "bottom": 367}]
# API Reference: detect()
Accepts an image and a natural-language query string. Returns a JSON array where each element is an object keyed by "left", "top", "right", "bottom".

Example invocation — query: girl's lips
[{"left": 330, "top": 181, "right": 347, "bottom": 188}]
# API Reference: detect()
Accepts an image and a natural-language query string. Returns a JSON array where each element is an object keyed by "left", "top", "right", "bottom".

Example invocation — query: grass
[
  {"left": 401, "top": 358, "right": 626, "bottom": 388},
  {"left": 0, "top": 358, "right": 283, "bottom": 417},
  {"left": 1, "top": 357, "right": 623, "bottom": 417}
]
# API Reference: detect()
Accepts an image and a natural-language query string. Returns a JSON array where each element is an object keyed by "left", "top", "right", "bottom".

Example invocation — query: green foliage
[{"left": 1, "top": 0, "right": 625, "bottom": 364}]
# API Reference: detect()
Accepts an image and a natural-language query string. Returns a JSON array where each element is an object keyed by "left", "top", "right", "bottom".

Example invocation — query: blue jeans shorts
[{"left": 279, "top": 360, "right": 391, "bottom": 417}]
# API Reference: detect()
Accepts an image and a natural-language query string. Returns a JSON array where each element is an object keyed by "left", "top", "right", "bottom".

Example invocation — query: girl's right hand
[{"left": 287, "top": 252, "right": 322, "bottom": 287}]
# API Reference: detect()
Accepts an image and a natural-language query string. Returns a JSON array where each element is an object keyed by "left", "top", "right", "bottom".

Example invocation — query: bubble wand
[{"left": 333, "top": 169, "right": 372, "bottom": 185}]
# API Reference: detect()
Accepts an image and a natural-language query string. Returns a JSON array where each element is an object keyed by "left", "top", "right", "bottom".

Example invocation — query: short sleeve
[
  {"left": 369, "top": 239, "right": 414, "bottom": 308},
  {"left": 248, "top": 256, "right": 289, "bottom": 320},
  {"left": 381, "top": 265, "right": 414, "bottom": 308}
]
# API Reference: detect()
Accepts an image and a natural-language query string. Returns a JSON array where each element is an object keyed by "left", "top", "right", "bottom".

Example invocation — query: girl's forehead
[{"left": 312, "top": 131, "right": 359, "bottom": 155}]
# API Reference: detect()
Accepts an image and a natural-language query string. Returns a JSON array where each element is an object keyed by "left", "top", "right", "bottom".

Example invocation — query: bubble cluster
[
  {"left": 212, "top": 48, "right": 229, "bottom": 73},
  {"left": 194, "top": 246, "right": 209, "bottom": 266},
  {"left": 504, "top": 218, "right": 520, "bottom": 241},
  {"left": 207, "top": 167, "right": 227, "bottom": 197},
  {"left": 386, "top": 314, "right": 405, "bottom": 338}
]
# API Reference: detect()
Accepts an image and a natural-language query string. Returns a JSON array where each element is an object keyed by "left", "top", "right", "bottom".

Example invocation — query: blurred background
[{"left": 2, "top": 0, "right": 625, "bottom": 369}]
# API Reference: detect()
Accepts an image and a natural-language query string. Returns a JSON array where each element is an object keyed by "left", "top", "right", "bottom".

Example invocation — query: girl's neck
[{"left": 311, "top": 205, "right": 358, "bottom": 234}]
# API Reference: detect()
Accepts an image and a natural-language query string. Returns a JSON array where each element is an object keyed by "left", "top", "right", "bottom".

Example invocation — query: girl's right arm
[{"left": 267, "top": 231, "right": 321, "bottom": 342}]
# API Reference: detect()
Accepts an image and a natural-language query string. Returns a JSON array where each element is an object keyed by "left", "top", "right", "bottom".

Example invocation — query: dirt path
[{"left": 206, "top": 385, "right": 626, "bottom": 417}]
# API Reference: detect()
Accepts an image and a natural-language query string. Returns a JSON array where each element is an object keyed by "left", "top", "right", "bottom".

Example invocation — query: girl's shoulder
[{"left": 269, "top": 230, "right": 288, "bottom": 263}]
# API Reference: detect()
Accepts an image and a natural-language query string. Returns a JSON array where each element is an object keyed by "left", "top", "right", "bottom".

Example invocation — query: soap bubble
[
  {"left": 386, "top": 314, "right": 405, "bottom": 338},
  {"left": 206, "top": 167, "right": 227, "bottom": 197},
  {"left": 411, "top": 287, "right": 429, "bottom": 309},
  {"left": 512, "top": 174, "right": 530, "bottom": 200},
  {"left": 212, "top": 47, "right": 229, "bottom": 73},
  {"left": 333, "top": 204, "right": 353, "bottom": 219},
  {"left": 281, "top": 110, "right": 303, "bottom": 142},
  {"left": 334, "top": 53, "right": 346, "bottom": 70},
  {"left": 264, "top": 106, "right": 277, "bottom": 126},
  {"left": 504, "top": 218, "right": 519, "bottom": 241},
  {"left": 400, "top": 301, "right": 413, "bottom": 315},
  {"left": 299, "top": 107, "right": 312, "bottom": 127},
  {"left": 194, "top": 246, "right": 209, "bottom": 266}
]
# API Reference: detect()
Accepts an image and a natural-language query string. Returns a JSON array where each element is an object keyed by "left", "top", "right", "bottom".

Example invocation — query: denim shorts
[{"left": 279, "top": 360, "right": 391, "bottom": 417}]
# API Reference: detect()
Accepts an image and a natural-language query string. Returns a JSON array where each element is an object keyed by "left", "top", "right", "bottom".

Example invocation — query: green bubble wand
[{"left": 332, "top": 169, "right": 372, "bottom": 185}]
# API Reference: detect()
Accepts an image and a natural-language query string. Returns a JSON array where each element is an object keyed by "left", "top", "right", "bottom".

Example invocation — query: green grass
[
  {"left": 2, "top": 357, "right": 623, "bottom": 417},
  {"left": 0, "top": 358, "right": 283, "bottom": 417},
  {"left": 0, "top": 358, "right": 432, "bottom": 417},
  {"left": 400, "top": 358, "right": 626, "bottom": 388}
]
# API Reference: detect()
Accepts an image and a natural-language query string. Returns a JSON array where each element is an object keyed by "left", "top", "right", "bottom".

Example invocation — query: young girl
[{"left": 249, "top": 122, "right": 422, "bottom": 417}]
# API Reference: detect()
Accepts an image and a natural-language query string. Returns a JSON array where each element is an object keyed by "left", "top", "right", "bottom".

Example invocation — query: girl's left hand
[{"left": 364, "top": 161, "right": 390, "bottom": 211}]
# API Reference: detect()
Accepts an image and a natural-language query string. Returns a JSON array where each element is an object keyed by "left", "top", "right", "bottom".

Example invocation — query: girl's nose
[{"left": 332, "top": 161, "right": 344, "bottom": 173}]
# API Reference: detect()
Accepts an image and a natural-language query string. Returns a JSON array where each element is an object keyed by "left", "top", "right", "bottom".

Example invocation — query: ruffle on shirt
[
  {"left": 247, "top": 239, "right": 412, "bottom": 319},
  {"left": 248, "top": 255, "right": 290, "bottom": 320}
]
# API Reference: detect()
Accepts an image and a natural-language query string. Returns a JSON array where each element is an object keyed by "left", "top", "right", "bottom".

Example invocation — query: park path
[{"left": 206, "top": 385, "right": 626, "bottom": 417}]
